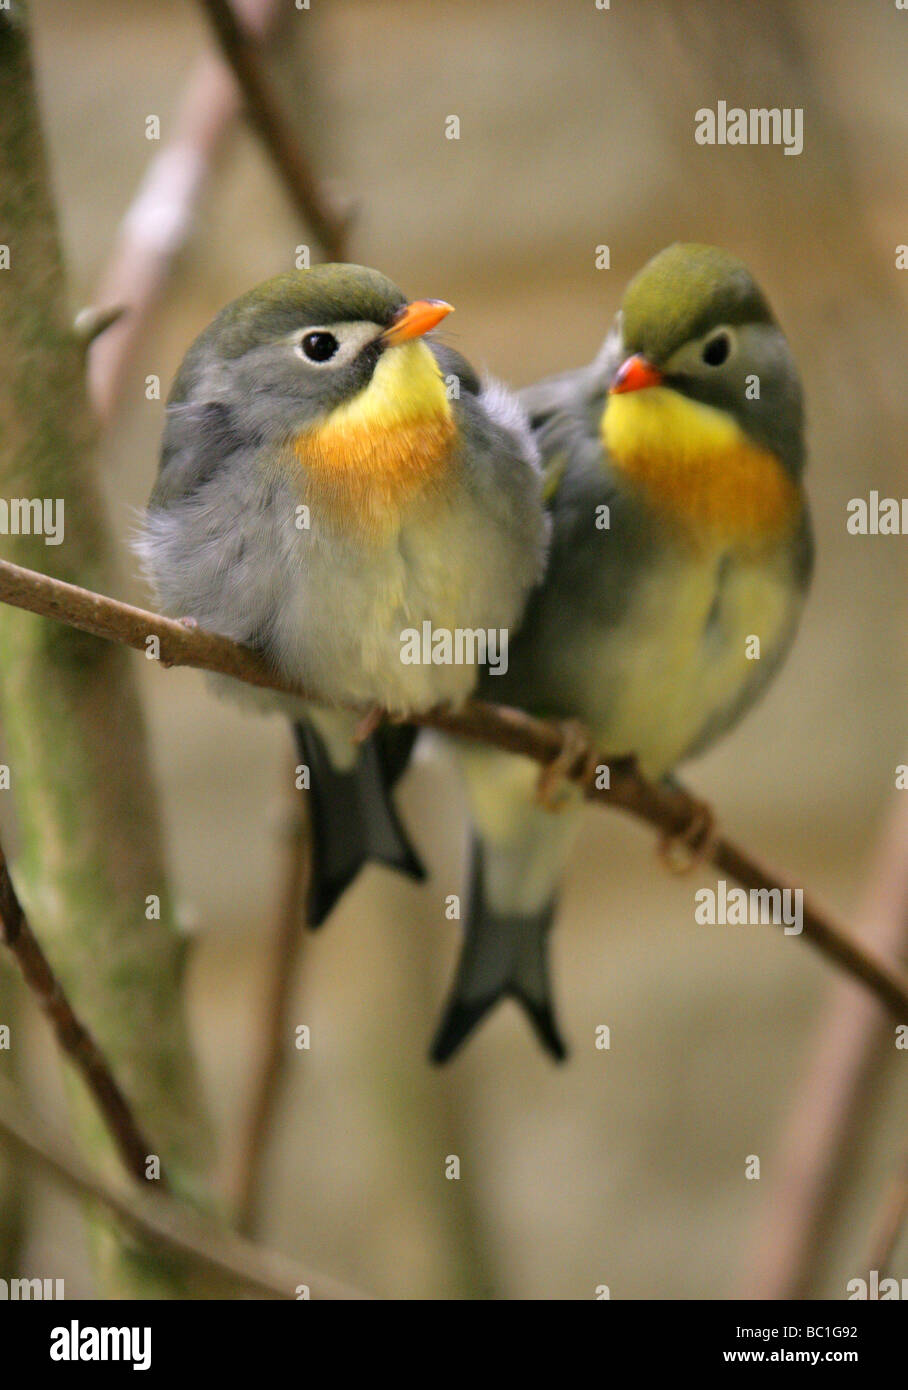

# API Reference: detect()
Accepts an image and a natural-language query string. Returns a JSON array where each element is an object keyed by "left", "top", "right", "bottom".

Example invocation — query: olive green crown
[
  {"left": 621, "top": 243, "right": 775, "bottom": 364},
  {"left": 170, "top": 264, "right": 407, "bottom": 401}
]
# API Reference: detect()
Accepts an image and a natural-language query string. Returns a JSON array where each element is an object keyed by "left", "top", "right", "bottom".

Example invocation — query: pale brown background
[{"left": 11, "top": 0, "right": 908, "bottom": 1297}]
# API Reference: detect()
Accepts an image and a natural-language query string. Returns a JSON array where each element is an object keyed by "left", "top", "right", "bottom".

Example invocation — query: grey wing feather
[
  {"left": 519, "top": 319, "right": 622, "bottom": 431},
  {"left": 139, "top": 399, "right": 285, "bottom": 650},
  {"left": 152, "top": 400, "right": 262, "bottom": 508}
]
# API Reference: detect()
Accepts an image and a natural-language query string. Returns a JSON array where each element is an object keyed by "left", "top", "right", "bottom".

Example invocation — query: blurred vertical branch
[
  {"left": 0, "top": 2, "right": 211, "bottom": 1295},
  {"left": 228, "top": 770, "right": 311, "bottom": 1232},
  {"left": 0, "top": 963, "right": 25, "bottom": 1276},
  {"left": 198, "top": 0, "right": 351, "bottom": 259},
  {"left": 88, "top": 0, "right": 282, "bottom": 421},
  {"left": 0, "top": 836, "right": 170, "bottom": 1188},
  {"left": 865, "top": 1133, "right": 908, "bottom": 1276},
  {"left": 739, "top": 795, "right": 908, "bottom": 1298}
]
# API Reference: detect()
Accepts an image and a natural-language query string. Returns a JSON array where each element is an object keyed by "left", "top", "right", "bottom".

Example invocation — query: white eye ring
[{"left": 292, "top": 320, "right": 384, "bottom": 369}]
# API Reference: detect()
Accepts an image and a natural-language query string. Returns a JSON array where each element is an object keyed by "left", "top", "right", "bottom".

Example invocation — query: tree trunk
[{"left": 0, "top": 3, "right": 212, "bottom": 1297}]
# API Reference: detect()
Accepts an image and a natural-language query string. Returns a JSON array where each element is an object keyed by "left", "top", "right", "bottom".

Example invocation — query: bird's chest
[
  {"left": 588, "top": 542, "right": 795, "bottom": 777},
  {"left": 290, "top": 415, "right": 458, "bottom": 541},
  {"left": 269, "top": 482, "right": 519, "bottom": 711}
]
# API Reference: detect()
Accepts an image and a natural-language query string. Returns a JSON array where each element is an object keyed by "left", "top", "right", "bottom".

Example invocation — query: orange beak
[
  {"left": 610, "top": 354, "right": 664, "bottom": 394},
  {"left": 380, "top": 299, "right": 453, "bottom": 346}
]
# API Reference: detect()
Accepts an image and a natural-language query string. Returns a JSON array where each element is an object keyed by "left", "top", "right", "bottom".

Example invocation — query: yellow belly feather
[
  {"left": 597, "top": 385, "right": 802, "bottom": 773},
  {"left": 597, "top": 554, "right": 795, "bottom": 777}
]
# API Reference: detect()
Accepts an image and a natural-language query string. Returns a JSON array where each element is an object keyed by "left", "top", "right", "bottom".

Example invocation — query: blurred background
[{"left": 3, "top": 0, "right": 907, "bottom": 1297}]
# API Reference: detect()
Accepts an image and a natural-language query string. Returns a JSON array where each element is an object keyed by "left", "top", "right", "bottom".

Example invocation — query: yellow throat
[
  {"left": 290, "top": 339, "right": 456, "bottom": 539},
  {"left": 602, "top": 385, "right": 800, "bottom": 549}
]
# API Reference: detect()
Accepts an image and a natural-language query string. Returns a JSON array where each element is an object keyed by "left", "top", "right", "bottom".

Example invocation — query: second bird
[{"left": 434, "top": 243, "right": 813, "bottom": 1062}]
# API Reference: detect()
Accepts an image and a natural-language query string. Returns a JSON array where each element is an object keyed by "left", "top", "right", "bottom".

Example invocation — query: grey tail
[
  {"left": 293, "top": 721, "right": 424, "bottom": 929},
  {"left": 430, "top": 837, "right": 566, "bottom": 1064}
]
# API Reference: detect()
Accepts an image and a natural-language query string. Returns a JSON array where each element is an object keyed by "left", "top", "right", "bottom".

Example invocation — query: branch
[
  {"left": 198, "top": 0, "right": 351, "bottom": 259},
  {"left": 738, "top": 793, "right": 908, "bottom": 1298},
  {"left": 228, "top": 781, "right": 312, "bottom": 1232},
  {"left": 1, "top": 555, "right": 907, "bottom": 1020},
  {"left": 0, "top": 9, "right": 214, "bottom": 1295},
  {"left": 0, "top": 1075, "right": 371, "bottom": 1301},
  {"left": 864, "top": 1134, "right": 908, "bottom": 1276},
  {"left": 0, "top": 836, "right": 166, "bottom": 1190},
  {"left": 73, "top": 303, "right": 127, "bottom": 348},
  {"left": 87, "top": 0, "right": 282, "bottom": 421},
  {"left": 0, "top": 962, "right": 25, "bottom": 1275}
]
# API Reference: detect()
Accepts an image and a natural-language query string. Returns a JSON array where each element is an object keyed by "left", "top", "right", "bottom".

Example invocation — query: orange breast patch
[
  {"left": 602, "top": 387, "right": 802, "bottom": 551},
  {"left": 288, "top": 415, "right": 457, "bottom": 541}
]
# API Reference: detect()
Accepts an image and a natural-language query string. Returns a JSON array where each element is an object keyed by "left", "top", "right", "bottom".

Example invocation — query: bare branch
[
  {"left": 1, "top": 555, "right": 907, "bottom": 1020},
  {"left": 73, "top": 304, "right": 128, "bottom": 347},
  {"left": 865, "top": 1134, "right": 908, "bottom": 1276},
  {"left": 0, "top": 1075, "right": 371, "bottom": 1300},
  {"left": 0, "top": 836, "right": 167, "bottom": 1190},
  {"left": 738, "top": 794, "right": 908, "bottom": 1297},
  {"left": 0, "top": 556, "right": 283, "bottom": 690},
  {"left": 198, "top": 0, "right": 351, "bottom": 259},
  {"left": 88, "top": 0, "right": 281, "bottom": 420},
  {"left": 228, "top": 783, "right": 312, "bottom": 1233}
]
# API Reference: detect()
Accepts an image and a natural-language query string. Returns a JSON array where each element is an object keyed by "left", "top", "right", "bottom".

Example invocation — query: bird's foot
[
  {"left": 536, "top": 719, "right": 600, "bottom": 810},
  {"left": 353, "top": 704, "right": 387, "bottom": 743},
  {"left": 178, "top": 616, "right": 198, "bottom": 629},
  {"left": 658, "top": 788, "right": 716, "bottom": 874}
]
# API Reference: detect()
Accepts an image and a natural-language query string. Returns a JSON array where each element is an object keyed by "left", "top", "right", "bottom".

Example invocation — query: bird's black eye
[
  {"left": 701, "top": 331, "right": 731, "bottom": 367},
  {"left": 300, "top": 330, "right": 339, "bottom": 363}
]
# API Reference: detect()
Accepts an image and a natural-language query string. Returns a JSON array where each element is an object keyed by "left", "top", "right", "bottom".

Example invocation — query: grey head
[{"left": 164, "top": 264, "right": 427, "bottom": 442}]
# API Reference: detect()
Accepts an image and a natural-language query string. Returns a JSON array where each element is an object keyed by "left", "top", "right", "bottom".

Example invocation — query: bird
[
  {"left": 137, "top": 263, "right": 549, "bottom": 928},
  {"left": 432, "top": 243, "right": 813, "bottom": 1062}
]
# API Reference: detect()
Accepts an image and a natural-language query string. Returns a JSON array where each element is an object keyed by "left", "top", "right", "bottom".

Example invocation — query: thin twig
[
  {"left": 73, "top": 304, "right": 128, "bottom": 348},
  {"left": 198, "top": 0, "right": 350, "bottom": 259},
  {"left": 738, "top": 794, "right": 908, "bottom": 1298},
  {"left": 229, "top": 782, "right": 312, "bottom": 1233},
  {"left": 864, "top": 1135, "right": 908, "bottom": 1276},
  {"left": 0, "top": 555, "right": 907, "bottom": 1019},
  {"left": 88, "top": 0, "right": 281, "bottom": 420},
  {"left": 0, "top": 1075, "right": 371, "bottom": 1300},
  {"left": 0, "top": 835, "right": 167, "bottom": 1191}
]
